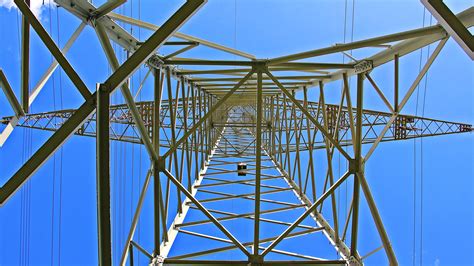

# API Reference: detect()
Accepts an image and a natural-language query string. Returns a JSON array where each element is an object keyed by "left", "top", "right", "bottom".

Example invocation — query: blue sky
[{"left": 0, "top": 0, "right": 473, "bottom": 265}]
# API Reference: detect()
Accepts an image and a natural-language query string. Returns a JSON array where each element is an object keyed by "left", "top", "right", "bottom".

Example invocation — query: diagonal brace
[
  {"left": 13, "top": 0, "right": 91, "bottom": 100},
  {"left": 0, "top": 70, "right": 25, "bottom": 117},
  {"left": 161, "top": 70, "right": 255, "bottom": 159},
  {"left": 0, "top": 0, "right": 206, "bottom": 206},
  {"left": 161, "top": 168, "right": 251, "bottom": 257},
  {"left": 265, "top": 70, "right": 352, "bottom": 161}
]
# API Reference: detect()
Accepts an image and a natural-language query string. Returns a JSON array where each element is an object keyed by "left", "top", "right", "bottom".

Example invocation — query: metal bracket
[
  {"left": 354, "top": 60, "right": 373, "bottom": 74},
  {"left": 149, "top": 255, "right": 165, "bottom": 266}
]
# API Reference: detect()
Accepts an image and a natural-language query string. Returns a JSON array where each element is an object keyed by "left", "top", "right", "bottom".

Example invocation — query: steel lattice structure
[{"left": 0, "top": 0, "right": 473, "bottom": 265}]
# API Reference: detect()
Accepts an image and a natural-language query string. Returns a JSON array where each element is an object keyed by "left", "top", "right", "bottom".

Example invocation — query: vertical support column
[
  {"left": 206, "top": 93, "right": 211, "bottom": 158},
  {"left": 21, "top": 0, "right": 30, "bottom": 113},
  {"left": 166, "top": 68, "right": 182, "bottom": 213},
  {"left": 181, "top": 80, "right": 191, "bottom": 191},
  {"left": 319, "top": 81, "right": 339, "bottom": 242},
  {"left": 350, "top": 74, "right": 364, "bottom": 260},
  {"left": 153, "top": 68, "right": 162, "bottom": 256},
  {"left": 253, "top": 67, "right": 263, "bottom": 261},
  {"left": 277, "top": 95, "right": 283, "bottom": 169},
  {"left": 289, "top": 92, "right": 297, "bottom": 181},
  {"left": 207, "top": 93, "right": 212, "bottom": 158},
  {"left": 201, "top": 90, "right": 207, "bottom": 165},
  {"left": 198, "top": 88, "right": 205, "bottom": 169},
  {"left": 191, "top": 83, "right": 200, "bottom": 181},
  {"left": 358, "top": 69, "right": 399, "bottom": 263},
  {"left": 270, "top": 96, "right": 275, "bottom": 156},
  {"left": 96, "top": 83, "right": 112, "bottom": 266},
  {"left": 303, "top": 88, "right": 316, "bottom": 202},
  {"left": 282, "top": 94, "right": 291, "bottom": 179},
  {"left": 291, "top": 90, "right": 301, "bottom": 189},
  {"left": 129, "top": 243, "right": 134, "bottom": 266},
  {"left": 394, "top": 54, "right": 399, "bottom": 113},
  {"left": 265, "top": 97, "right": 270, "bottom": 150}
]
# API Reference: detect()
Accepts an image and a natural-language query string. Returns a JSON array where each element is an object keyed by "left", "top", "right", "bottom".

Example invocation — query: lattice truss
[
  {"left": 0, "top": 0, "right": 472, "bottom": 265},
  {"left": 3, "top": 98, "right": 471, "bottom": 150}
]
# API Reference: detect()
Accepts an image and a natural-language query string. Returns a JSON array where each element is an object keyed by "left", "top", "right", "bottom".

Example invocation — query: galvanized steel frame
[{"left": 0, "top": 1, "right": 473, "bottom": 265}]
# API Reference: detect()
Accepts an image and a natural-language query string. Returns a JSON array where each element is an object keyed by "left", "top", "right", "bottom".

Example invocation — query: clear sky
[{"left": 0, "top": 0, "right": 473, "bottom": 265}]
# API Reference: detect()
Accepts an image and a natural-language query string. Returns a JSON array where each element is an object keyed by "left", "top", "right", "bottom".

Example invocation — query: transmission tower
[{"left": 0, "top": 0, "right": 472, "bottom": 265}]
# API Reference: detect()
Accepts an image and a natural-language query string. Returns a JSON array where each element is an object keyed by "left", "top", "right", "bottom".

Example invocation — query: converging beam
[
  {"left": 161, "top": 70, "right": 255, "bottom": 159},
  {"left": 0, "top": 2, "right": 472, "bottom": 265}
]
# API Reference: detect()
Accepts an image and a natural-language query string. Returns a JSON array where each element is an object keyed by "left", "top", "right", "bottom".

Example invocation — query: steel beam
[
  {"left": 120, "top": 170, "right": 153, "bottom": 265},
  {"left": 365, "top": 74, "right": 394, "bottom": 113},
  {"left": 265, "top": 70, "right": 352, "bottom": 161},
  {"left": 96, "top": 83, "right": 112, "bottom": 265},
  {"left": 28, "top": 22, "right": 86, "bottom": 107},
  {"left": 153, "top": 67, "right": 163, "bottom": 256},
  {"left": 265, "top": 152, "right": 353, "bottom": 260},
  {"left": 421, "top": 0, "right": 474, "bottom": 59},
  {"left": 0, "top": 70, "right": 24, "bottom": 117},
  {"left": 269, "top": 23, "right": 445, "bottom": 65},
  {"left": 261, "top": 171, "right": 352, "bottom": 257},
  {"left": 0, "top": 0, "right": 206, "bottom": 206},
  {"left": 0, "top": 94, "right": 96, "bottom": 205},
  {"left": 252, "top": 68, "right": 263, "bottom": 259},
  {"left": 161, "top": 169, "right": 251, "bottom": 257},
  {"left": 161, "top": 70, "right": 255, "bottom": 159},
  {"left": 107, "top": 12, "right": 256, "bottom": 59},
  {"left": 164, "top": 43, "right": 199, "bottom": 59},
  {"left": 358, "top": 171, "right": 398, "bottom": 265},
  {"left": 94, "top": 22, "right": 159, "bottom": 161},
  {"left": 1, "top": 2, "right": 472, "bottom": 264},
  {"left": 93, "top": 0, "right": 127, "bottom": 19},
  {"left": 321, "top": 7, "right": 473, "bottom": 89},
  {"left": 102, "top": 0, "right": 206, "bottom": 92},
  {"left": 350, "top": 74, "right": 364, "bottom": 260},
  {"left": 13, "top": 0, "right": 91, "bottom": 100},
  {"left": 365, "top": 38, "right": 448, "bottom": 160},
  {"left": 191, "top": 75, "right": 330, "bottom": 82},
  {"left": 394, "top": 54, "right": 399, "bottom": 112},
  {"left": 158, "top": 131, "right": 220, "bottom": 257},
  {"left": 21, "top": 0, "right": 30, "bottom": 113}
]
